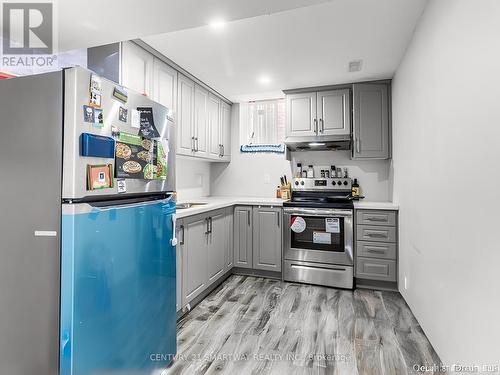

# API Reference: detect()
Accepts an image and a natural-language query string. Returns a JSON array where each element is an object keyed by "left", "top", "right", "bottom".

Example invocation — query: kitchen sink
[{"left": 176, "top": 202, "right": 208, "bottom": 210}]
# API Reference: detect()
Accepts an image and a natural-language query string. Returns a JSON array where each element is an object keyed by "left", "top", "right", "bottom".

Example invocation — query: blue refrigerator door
[{"left": 60, "top": 198, "right": 177, "bottom": 375}]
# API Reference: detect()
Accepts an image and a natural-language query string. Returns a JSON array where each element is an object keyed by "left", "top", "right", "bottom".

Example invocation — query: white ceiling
[
  {"left": 56, "top": 0, "right": 333, "bottom": 51},
  {"left": 143, "top": 0, "right": 428, "bottom": 102}
]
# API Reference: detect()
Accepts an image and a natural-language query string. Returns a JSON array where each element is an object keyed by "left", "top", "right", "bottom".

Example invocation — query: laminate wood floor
[{"left": 164, "top": 275, "right": 444, "bottom": 375}]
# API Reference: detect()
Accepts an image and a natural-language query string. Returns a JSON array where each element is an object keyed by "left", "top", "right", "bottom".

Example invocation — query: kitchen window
[{"left": 240, "top": 99, "right": 286, "bottom": 153}]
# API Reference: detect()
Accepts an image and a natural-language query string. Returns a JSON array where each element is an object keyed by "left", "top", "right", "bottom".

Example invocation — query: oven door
[{"left": 283, "top": 207, "right": 353, "bottom": 266}]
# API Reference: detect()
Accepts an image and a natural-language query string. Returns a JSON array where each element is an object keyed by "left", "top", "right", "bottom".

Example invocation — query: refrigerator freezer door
[
  {"left": 60, "top": 198, "right": 177, "bottom": 375},
  {"left": 62, "top": 67, "right": 175, "bottom": 200},
  {"left": 0, "top": 72, "right": 62, "bottom": 375}
]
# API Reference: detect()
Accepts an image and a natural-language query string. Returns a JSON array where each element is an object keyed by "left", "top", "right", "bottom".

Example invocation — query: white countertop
[
  {"left": 176, "top": 196, "right": 286, "bottom": 218},
  {"left": 354, "top": 201, "right": 399, "bottom": 210},
  {"left": 175, "top": 196, "right": 398, "bottom": 218}
]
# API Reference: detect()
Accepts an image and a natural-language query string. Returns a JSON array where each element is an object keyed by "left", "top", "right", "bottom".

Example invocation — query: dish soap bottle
[{"left": 351, "top": 178, "right": 360, "bottom": 198}]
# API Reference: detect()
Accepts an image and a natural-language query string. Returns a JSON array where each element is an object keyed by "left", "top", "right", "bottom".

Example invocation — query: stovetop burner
[{"left": 284, "top": 191, "right": 354, "bottom": 209}]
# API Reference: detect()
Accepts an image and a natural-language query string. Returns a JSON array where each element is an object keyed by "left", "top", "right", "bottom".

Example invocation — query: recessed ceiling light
[
  {"left": 209, "top": 19, "right": 227, "bottom": 31},
  {"left": 348, "top": 60, "right": 363, "bottom": 72},
  {"left": 258, "top": 75, "right": 271, "bottom": 85}
]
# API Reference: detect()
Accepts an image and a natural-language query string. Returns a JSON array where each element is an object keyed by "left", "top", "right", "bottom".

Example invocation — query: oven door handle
[{"left": 283, "top": 207, "right": 353, "bottom": 217}]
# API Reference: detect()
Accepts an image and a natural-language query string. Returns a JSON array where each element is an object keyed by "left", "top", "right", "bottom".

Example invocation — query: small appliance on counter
[{"left": 283, "top": 176, "right": 355, "bottom": 289}]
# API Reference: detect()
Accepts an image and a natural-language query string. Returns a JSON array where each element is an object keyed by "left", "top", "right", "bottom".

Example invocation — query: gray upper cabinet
[
  {"left": 220, "top": 101, "right": 231, "bottom": 161},
  {"left": 253, "top": 207, "right": 282, "bottom": 272},
  {"left": 194, "top": 84, "right": 209, "bottom": 158},
  {"left": 233, "top": 206, "right": 253, "bottom": 268},
  {"left": 286, "top": 89, "right": 350, "bottom": 138},
  {"left": 182, "top": 215, "right": 208, "bottom": 304},
  {"left": 286, "top": 92, "right": 317, "bottom": 137},
  {"left": 153, "top": 59, "right": 177, "bottom": 115},
  {"left": 207, "top": 210, "right": 226, "bottom": 284},
  {"left": 317, "top": 89, "right": 351, "bottom": 136},
  {"left": 177, "top": 74, "right": 195, "bottom": 156},
  {"left": 208, "top": 93, "right": 221, "bottom": 159},
  {"left": 352, "top": 83, "right": 390, "bottom": 159}
]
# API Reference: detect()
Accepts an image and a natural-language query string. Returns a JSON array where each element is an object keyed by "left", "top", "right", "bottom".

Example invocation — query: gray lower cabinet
[
  {"left": 207, "top": 209, "right": 226, "bottom": 283},
  {"left": 253, "top": 206, "right": 282, "bottom": 272},
  {"left": 178, "top": 208, "right": 231, "bottom": 311},
  {"left": 352, "top": 83, "right": 390, "bottom": 159},
  {"left": 233, "top": 206, "right": 253, "bottom": 268},
  {"left": 355, "top": 209, "right": 398, "bottom": 285},
  {"left": 182, "top": 215, "right": 209, "bottom": 305},
  {"left": 225, "top": 207, "right": 234, "bottom": 270}
]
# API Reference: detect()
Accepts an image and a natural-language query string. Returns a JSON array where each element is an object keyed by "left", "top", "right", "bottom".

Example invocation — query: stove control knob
[
  {"left": 332, "top": 181, "right": 336, "bottom": 185},
  {"left": 300, "top": 181, "right": 305, "bottom": 186},
  {"left": 343, "top": 181, "right": 348, "bottom": 186},
  {"left": 295, "top": 181, "right": 299, "bottom": 186},
  {"left": 337, "top": 181, "right": 342, "bottom": 186}
]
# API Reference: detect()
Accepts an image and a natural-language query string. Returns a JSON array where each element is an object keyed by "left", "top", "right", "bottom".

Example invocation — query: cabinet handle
[
  {"left": 366, "top": 248, "right": 385, "bottom": 254},
  {"left": 247, "top": 210, "right": 250, "bottom": 226},
  {"left": 221, "top": 144, "right": 225, "bottom": 157},
  {"left": 191, "top": 136, "right": 195, "bottom": 152},
  {"left": 209, "top": 217, "right": 213, "bottom": 234},
  {"left": 366, "top": 217, "right": 387, "bottom": 222},
  {"left": 277, "top": 213, "right": 280, "bottom": 227},
  {"left": 205, "top": 218, "right": 210, "bottom": 234},
  {"left": 195, "top": 137, "right": 199, "bottom": 152},
  {"left": 356, "top": 138, "right": 361, "bottom": 153},
  {"left": 179, "top": 225, "right": 185, "bottom": 245},
  {"left": 314, "top": 118, "right": 318, "bottom": 134},
  {"left": 319, "top": 118, "right": 324, "bottom": 133},
  {"left": 366, "top": 232, "right": 387, "bottom": 238},
  {"left": 218, "top": 144, "right": 222, "bottom": 157}
]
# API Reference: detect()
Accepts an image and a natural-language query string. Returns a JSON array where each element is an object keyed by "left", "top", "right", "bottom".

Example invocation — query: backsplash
[{"left": 290, "top": 150, "right": 392, "bottom": 201}]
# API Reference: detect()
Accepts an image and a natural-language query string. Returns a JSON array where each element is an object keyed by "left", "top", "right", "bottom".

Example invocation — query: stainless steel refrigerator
[{"left": 0, "top": 67, "right": 177, "bottom": 375}]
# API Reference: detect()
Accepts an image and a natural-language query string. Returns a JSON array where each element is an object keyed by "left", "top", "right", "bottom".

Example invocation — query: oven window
[{"left": 291, "top": 215, "right": 345, "bottom": 252}]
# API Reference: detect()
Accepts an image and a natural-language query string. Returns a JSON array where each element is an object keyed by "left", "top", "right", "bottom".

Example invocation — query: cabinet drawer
[
  {"left": 357, "top": 210, "right": 396, "bottom": 226},
  {"left": 356, "top": 257, "right": 396, "bottom": 282},
  {"left": 357, "top": 225, "right": 396, "bottom": 243},
  {"left": 357, "top": 241, "right": 397, "bottom": 260}
]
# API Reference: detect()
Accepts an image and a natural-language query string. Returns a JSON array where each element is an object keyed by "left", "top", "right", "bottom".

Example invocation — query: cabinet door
[
  {"left": 220, "top": 101, "right": 231, "bottom": 161},
  {"left": 286, "top": 92, "right": 317, "bottom": 137},
  {"left": 207, "top": 210, "right": 226, "bottom": 283},
  {"left": 225, "top": 207, "right": 234, "bottom": 270},
  {"left": 352, "top": 83, "right": 390, "bottom": 159},
  {"left": 253, "top": 207, "right": 282, "bottom": 272},
  {"left": 207, "top": 93, "right": 221, "bottom": 159},
  {"left": 176, "top": 220, "right": 184, "bottom": 312},
  {"left": 153, "top": 58, "right": 177, "bottom": 114},
  {"left": 194, "top": 84, "right": 209, "bottom": 157},
  {"left": 317, "top": 89, "right": 351, "bottom": 136},
  {"left": 177, "top": 74, "right": 195, "bottom": 156},
  {"left": 121, "top": 41, "right": 153, "bottom": 97},
  {"left": 182, "top": 216, "right": 208, "bottom": 304},
  {"left": 233, "top": 206, "right": 253, "bottom": 268}
]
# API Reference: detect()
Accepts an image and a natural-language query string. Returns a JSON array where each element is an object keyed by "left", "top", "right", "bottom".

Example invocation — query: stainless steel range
[{"left": 283, "top": 177, "right": 354, "bottom": 289}]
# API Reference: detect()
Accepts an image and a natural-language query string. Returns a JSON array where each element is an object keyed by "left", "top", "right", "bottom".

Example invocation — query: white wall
[
  {"left": 392, "top": 0, "right": 500, "bottom": 366},
  {"left": 176, "top": 158, "right": 211, "bottom": 201},
  {"left": 211, "top": 104, "right": 392, "bottom": 200}
]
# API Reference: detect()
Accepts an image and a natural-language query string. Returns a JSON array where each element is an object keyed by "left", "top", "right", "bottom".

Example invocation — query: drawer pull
[
  {"left": 366, "top": 217, "right": 387, "bottom": 222},
  {"left": 366, "top": 248, "right": 385, "bottom": 253},
  {"left": 366, "top": 232, "right": 387, "bottom": 238}
]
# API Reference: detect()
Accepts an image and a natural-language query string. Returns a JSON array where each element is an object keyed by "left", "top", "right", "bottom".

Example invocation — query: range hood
[{"left": 285, "top": 135, "right": 351, "bottom": 151}]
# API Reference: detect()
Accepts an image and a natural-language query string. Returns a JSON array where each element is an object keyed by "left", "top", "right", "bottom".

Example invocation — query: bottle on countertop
[
  {"left": 351, "top": 178, "right": 360, "bottom": 198},
  {"left": 307, "top": 165, "right": 314, "bottom": 178},
  {"left": 331, "top": 165, "right": 336, "bottom": 178},
  {"left": 276, "top": 186, "right": 281, "bottom": 198},
  {"left": 336, "top": 167, "right": 342, "bottom": 178},
  {"left": 343, "top": 168, "right": 349, "bottom": 178},
  {"left": 296, "top": 163, "right": 302, "bottom": 178}
]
